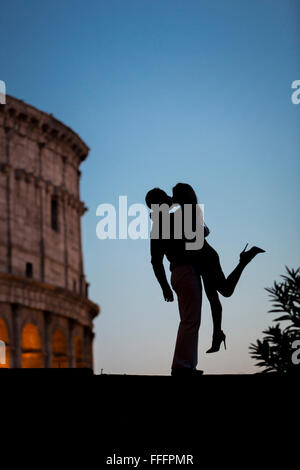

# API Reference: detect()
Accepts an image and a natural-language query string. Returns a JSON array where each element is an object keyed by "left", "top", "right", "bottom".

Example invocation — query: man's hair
[
  {"left": 172, "top": 183, "right": 198, "bottom": 205},
  {"left": 145, "top": 188, "right": 170, "bottom": 208}
]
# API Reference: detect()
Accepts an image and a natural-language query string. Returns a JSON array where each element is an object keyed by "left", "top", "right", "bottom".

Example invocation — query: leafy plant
[{"left": 250, "top": 267, "right": 300, "bottom": 374}]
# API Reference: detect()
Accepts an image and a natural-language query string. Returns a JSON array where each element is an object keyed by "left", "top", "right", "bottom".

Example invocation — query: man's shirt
[{"left": 150, "top": 208, "right": 209, "bottom": 289}]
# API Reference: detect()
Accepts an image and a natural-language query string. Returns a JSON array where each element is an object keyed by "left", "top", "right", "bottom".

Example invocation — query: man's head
[{"left": 145, "top": 188, "right": 172, "bottom": 209}]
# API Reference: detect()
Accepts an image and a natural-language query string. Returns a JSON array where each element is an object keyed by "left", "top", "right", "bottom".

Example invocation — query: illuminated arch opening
[
  {"left": 21, "top": 323, "right": 44, "bottom": 368},
  {"left": 74, "top": 336, "right": 85, "bottom": 368},
  {"left": 52, "top": 330, "right": 68, "bottom": 368},
  {"left": 0, "top": 317, "right": 10, "bottom": 368}
]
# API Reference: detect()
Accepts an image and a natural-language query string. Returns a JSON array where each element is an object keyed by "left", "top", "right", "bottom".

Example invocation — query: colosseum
[{"left": 0, "top": 95, "right": 99, "bottom": 369}]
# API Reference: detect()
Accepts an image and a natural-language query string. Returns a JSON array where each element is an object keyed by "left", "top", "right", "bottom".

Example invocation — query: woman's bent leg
[
  {"left": 218, "top": 263, "right": 245, "bottom": 297},
  {"left": 171, "top": 265, "right": 202, "bottom": 370},
  {"left": 204, "top": 245, "right": 246, "bottom": 298}
]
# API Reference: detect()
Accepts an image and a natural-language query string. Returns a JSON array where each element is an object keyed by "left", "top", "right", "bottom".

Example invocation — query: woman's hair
[{"left": 172, "top": 183, "right": 198, "bottom": 205}]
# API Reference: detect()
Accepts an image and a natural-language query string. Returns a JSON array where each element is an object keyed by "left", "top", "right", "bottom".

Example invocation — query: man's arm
[{"left": 150, "top": 239, "right": 174, "bottom": 302}]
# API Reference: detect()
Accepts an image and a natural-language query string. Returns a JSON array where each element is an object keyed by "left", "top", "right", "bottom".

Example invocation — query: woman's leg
[
  {"left": 215, "top": 260, "right": 245, "bottom": 298},
  {"left": 203, "top": 244, "right": 246, "bottom": 298},
  {"left": 171, "top": 265, "right": 202, "bottom": 370},
  {"left": 202, "top": 274, "right": 222, "bottom": 333}
]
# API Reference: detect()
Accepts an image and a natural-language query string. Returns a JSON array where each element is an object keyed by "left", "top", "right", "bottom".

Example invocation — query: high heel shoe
[
  {"left": 206, "top": 330, "right": 226, "bottom": 354},
  {"left": 239, "top": 244, "right": 265, "bottom": 266}
]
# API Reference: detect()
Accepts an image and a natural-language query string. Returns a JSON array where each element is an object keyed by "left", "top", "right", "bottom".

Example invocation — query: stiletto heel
[
  {"left": 239, "top": 245, "right": 265, "bottom": 265},
  {"left": 206, "top": 330, "right": 226, "bottom": 354},
  {"left": 241, "top": 243, "right": 249, "bottom": 253}
]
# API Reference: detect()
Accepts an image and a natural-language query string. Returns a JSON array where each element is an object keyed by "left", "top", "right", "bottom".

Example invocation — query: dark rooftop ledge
[
  {"left": 0, "top": 369, "right": 294, "bottom": 377},
  {"left": 96, "top": 373, "right": 295, "bottom": 378},
  {"left": 0, "top": 368, "right": 94, "bottom": 376}
]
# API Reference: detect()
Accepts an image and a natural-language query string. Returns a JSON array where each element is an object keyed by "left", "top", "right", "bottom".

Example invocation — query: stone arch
[
  {"left": 0, "top": 317, "right": 10, "bottom": 368},
  {"left": 74, "top": 336, "right": 84, "bottom": 368},
  {"left": 52, "top": 329, "right": 68, "bottom": 368},
  {"left": 19, "top": 313, "right": 44, "bottom": 342},
  {"left": 21, "top": 323, "right": 44, "bottom": 368}
]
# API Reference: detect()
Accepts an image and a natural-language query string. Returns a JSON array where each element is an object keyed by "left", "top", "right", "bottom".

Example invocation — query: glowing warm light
[
  {"left": 0, "top": 318, "right": 10, "bottom": 368},
  {"left": 21, "top": 323, "right": 44, "bottom": 368},
  {"left": 52, "top": 330, "right": 68, "bottom": 368}
]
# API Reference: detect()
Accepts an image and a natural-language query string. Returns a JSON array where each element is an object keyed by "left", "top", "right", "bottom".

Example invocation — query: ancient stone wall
[{"left": 0, "top": 96, "right": 99, "bottom": 369}]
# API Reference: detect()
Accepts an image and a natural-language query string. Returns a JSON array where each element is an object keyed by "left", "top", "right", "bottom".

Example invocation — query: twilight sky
[{"left": 1, "top": 0, "right": 299, "bottom": 374}]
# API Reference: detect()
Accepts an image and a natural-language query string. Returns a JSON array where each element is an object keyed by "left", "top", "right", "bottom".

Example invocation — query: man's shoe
[
  {"left": 191, "top": 369, "right": 204, "bottom": 376},
  {"left": 171, "top": 368, "right": 204, "bottom": 376}
]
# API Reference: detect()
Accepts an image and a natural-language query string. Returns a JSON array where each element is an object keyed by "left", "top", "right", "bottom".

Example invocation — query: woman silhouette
[{"left": 171, "top": 183, "right": 265, "bottom": 354}]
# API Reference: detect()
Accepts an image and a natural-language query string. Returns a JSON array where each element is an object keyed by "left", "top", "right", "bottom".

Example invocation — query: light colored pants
[{"left": 171, "top": 264, "right": 202, "bottom": 370}]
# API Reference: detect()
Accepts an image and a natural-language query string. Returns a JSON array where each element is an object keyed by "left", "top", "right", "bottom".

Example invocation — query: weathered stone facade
[{"left": 0, "top": 95, "right": 99, "bottom": 369}]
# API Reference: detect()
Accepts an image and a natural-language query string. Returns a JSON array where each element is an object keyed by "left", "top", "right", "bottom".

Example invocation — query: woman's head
[{"left": 172, "top": 183, "right": 198, "bottom": 206}]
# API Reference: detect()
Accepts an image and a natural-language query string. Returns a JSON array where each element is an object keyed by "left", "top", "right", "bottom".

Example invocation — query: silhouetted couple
[{"left": 145, "top": 183, "right": 265, "bottom": 376}]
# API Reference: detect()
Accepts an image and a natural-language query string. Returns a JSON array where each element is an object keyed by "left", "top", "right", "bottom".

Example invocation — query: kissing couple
[{"left": 145, "top": 183, "right": 265, "bottom": 376}]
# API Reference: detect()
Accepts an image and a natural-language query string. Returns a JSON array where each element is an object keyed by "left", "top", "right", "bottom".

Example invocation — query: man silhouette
[{"left": 145, "top": 188, "right": 204, "bottom": 376}]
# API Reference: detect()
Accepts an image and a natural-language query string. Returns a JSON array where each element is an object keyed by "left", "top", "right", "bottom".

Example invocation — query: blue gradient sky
[{"left": 1, "top": 0, "right": 299, "bottom": 374}]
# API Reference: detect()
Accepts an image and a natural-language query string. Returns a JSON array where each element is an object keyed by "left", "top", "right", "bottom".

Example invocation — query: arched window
[
  {"left": 0, "top": 318, "right": 10, "bottom": 368},
  {"left": 52, "top": 330, "right": 68, "bottom": 368},
  {"left": 21, "top": 323, "right": 44, "bottom": 368},
  {"left": 26, "top": 262, "right": 33, "bottom": 278},
  {"left": 74, "top": 336, "right": 84, "bottom": 368}
]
